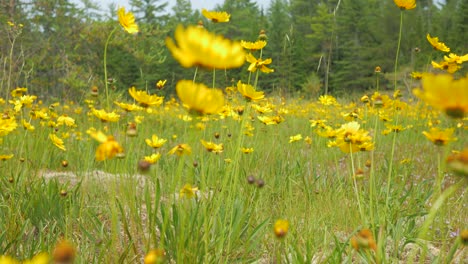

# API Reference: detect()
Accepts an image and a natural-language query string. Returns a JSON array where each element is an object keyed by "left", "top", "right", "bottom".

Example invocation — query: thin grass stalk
[
  {"left": 103, "top": 27, "right": 118, "bottom": 110},
  {"left": 394, "top": 11, "right": 404, "bottom": 91}
]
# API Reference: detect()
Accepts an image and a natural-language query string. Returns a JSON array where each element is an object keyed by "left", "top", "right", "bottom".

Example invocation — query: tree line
[{"left": 0, "top": 0, "right": 467, "bottom": 101}]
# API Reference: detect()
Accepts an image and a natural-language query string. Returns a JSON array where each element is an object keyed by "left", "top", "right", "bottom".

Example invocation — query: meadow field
[{"left": 1, "top": 1, "right": 467, "bottom": 263}]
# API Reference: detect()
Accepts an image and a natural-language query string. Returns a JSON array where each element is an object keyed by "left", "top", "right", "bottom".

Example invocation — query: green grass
[{"left": 0, "top": 91, "right": 466, "bottom": 263}]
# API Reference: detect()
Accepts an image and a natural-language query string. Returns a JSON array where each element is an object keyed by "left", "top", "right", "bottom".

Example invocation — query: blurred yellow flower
[
  {"left": 411, "top": 71, "right": 423, "bottom": 80},
  {"left": 144, "top": 249, "right": 166, "bottom": 264},
  {"left": 88, "top": 130, "right": 124, "bottom": 161},
  {"left": 128, "top": 87, "right": 164, "bottom": 107},
  {"left": 176, "top": 80, "right": 225, "bottom": 115},
  {"left": 56, "top": 115, "right": 76, "bottom": 127},
  {"left": 422, "top": 127, "right": 456, "bottom": 146},
  {"left": 168, "top": 144, "right": 192, "bottom": 156},
  {"left": 49, "top": 133, "right": 66, "bottom": 151},
  {"left": 241, "top": 147, "right": 254, "bottom": 154},
  {"left": 179, "top": 184, "right": 198, "bottom": 199},
  {"left": 237, "top": 81, "right": 264, "bottom": 101},
  {"left": 414, "top": 74, "right": 468, "bottom": 118},
  {"left": 426, "top": 34, "right": 450, "bottom": 52},
  {"left": 289, "top": 134, "right": 302, "bottom": 143},
  {"left": 246, "top": 53, "right": 274, "bottom": 73},
  {"left": 257, "top": 115, "right": 284, "bottom": 125},
  {"left": 117, "top": 7, "right": 139, "bottom": 34},
  {"left": 145, "top": 135, "right": 167, "bottom": 149},
  {"left": 114, "top": 101, "right": 144, "bottom": 112},
  {"left": 22, "top": 119, "right": 35, "bottom": 131},
  {"left": 156, "top": 80, "right": 167, "bottom": 89},
  {"left": 350, "top": 229, "right": 376, "bottom": 251},
  {"left": 144, "top": 153, "right": 162, "bottom": 164},
  {"left": 10, "top": 87, "right": 27, "bottom": 97},
  {"left": 447, "top": 148, "right": 468, "bottom": 177},
  {"left": 394, "top": 0, "right": 416, "bottom": 10},
  {"left": 0, "top": 154, "right": 14, "bottom": 161},
  {"left": 200, "top": 139, "right": 224, "bottom": 153},
  {"left": 318, "top": 95, "right": 337, "bottom": 106},
  {"left": 240, "top": 40, "right": 267, "bottom": 51},
  {"left": 273, "top": 219, "right": 289, "bottom": 238},
  {"left": 201, "top": 9, "right": 230, "bottom": 23},
  {"left": 0, "top": 255, "right": 19, "bottom": 264},
  {"left": 166, "top": 25, "right": 245, "bottom": 69},
  {"left": 92, "top": 109, "right": 120, "bottom": 122},
  {"left": 53, "top": 239, "right": 76, "bottom": 264}
]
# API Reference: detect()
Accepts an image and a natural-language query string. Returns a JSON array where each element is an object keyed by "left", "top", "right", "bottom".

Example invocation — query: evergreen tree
[{"left": 130, "top": 0, "right": 168, "bottom": 25}]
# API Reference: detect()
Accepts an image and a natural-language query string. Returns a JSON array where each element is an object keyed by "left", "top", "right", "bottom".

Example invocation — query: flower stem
[
  {"left": 212, "top": 68, "right": 216, "bottom": 89},
  {"left": 193, "top": 67, "right": 199, "bottom": 83},
  {"left": 104, "top": 27, "right": 118, "bottom": 110},
  {"left": 349, "top": 144, "right": 364, "bottom": 221},
  {"left": 394, "top": 11, "right": 403, "bottom": 91}
]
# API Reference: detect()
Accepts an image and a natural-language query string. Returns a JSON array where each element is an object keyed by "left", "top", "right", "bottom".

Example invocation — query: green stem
[
  {"left": 104, "top": 27, "right": 118, "bottom": 110},
  {"left": 193, "top": 67, "right": 199, "bottom": 83},
  {"left": 394, "top": 11, "right": 403, "bottom": 91},
  {"left": 253, "top": 48, "right": 264, "bottom": 90},
  {"left": 385, "top": 113, "right": 399, "bottom": 209},
  {"left": 212, "top": 68, "right": 216, "bottom": 88},
  {"left": 349, "top": 144, "right": 364, "bottom": 222}
]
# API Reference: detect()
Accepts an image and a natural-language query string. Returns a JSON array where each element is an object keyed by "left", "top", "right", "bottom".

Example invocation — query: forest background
[{"left": 1, "top": 0, "right": 467, "bottom": 101}]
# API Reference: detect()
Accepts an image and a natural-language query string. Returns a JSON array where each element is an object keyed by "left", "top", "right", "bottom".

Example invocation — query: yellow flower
[
  {"left": 92, "top": 109, "right": 120, "bottom": 122},
  {"left": 144, "top": 153, "right": 162, "bottom": 164},
  {"left": 9, "top": 95, "right": 37, "bottom": 112},
  {"left": 21, "top": 252, "right": 49, "bottom": 264},
  {"left": 350, "top": 229, "right": 377, "bottom": 251},
  {"left": 10, "top": 87, "right": 27, "bottom": 97},
  {"left": 413, "top": 74, "right": 468, "bottom": 118},
  {"left": 426, "top": 34, "right": 450, "bottom": 52},
  {"left": 273, "top": 219, "right": 289, "bottom": 238},
  {"left": 179, "top": 184, "right": 198, "bottom": 199},
  {"left": 201, "top": 9, "right": 230, "bottom": 23},
  {"left": 411, "top": 71, "right": 423, "bottom": 80},
  {"left": 318, "top": 95, "right": 338, "bottom": 106},
  {"left": 246, "top": 53, "right": 274, "bottom": 73},
  {"left": 241, "top": 147, "right": 254, "bottom": 154},
  {"left": 394, "top": 0, "right": 416, "bottom": 10},
  {"left": 289, "top": 134, "right": 302, "bottom": 143},
  {"left": 257, "top": 115, "right": 284, "bottom": 125},
  {"left": 304, "top": 136, "right": 312, "bottom": 145},
  {"left": 168, "top": 144, "right": 192, "bottom": 156},
  {"left": 145, "top": 134, "right": 167, "bottom": 149},
  {"left": 117, "top": 7, "right": 139, "bottom": 34},
  {"left": 144, "top": 249, "right": 166, "bottom": 264},
  {"left": 128, "top": 87, "right": 164, "bottom": 107},
  {"left": 237, "top": 81, "right": 264, "bottom": 101},
  {"left": 166, "top": 25, "right": 245, "bottom": 69},
  {"left": 431, "top": 60, "right": 460, "bottom": 74},
  {"left": 49, "top": 133, "right": 66, "bottom": 151},
  {"left": 88, "top": 130, "right": 124, "bottom": 161},
  {"left": 176, "top": 80, "right": 225, "bottom": 115},
  {"left": 156, "top": 80, "right": 167, "bottom": 89},
  {"left": 53, "top": 240, "right": 76, "bottom": 264},
  {"left": 447, "top": 148, "right": 468, "bottom": 177},
  {"left": 200, "top": 139, "right": 224, "bottom": 153},
  {"left": 0, "top": 255, "right": 19, "bottom": 264},
  {"left": 114, "top": 101, "right": 144, "bottom": 112},
  {"left": 334, "top": 121, "right": 373, "bottom": 153},
  {"left": 422, "top": 127, "right": 456, "bottom": 146},
  {"left": 56, "top": 115, "right": 76, "bottom": 127},
  {"left": 240, "top": 40, "right": 267, "bottom": 51},
  {"left": 21, "top": 119, "right": 34, "bottom": 131},
  {"left": 444, "top": 53, "right": 468, "bottom": 64},
  {"left": 0, "top": 154, "right": 14, "bottom": 161}
]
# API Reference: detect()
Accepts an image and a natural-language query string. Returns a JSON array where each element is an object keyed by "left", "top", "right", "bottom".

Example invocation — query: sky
[{"left": 96, "top": 0, "right": 270, "bottom": 12}]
